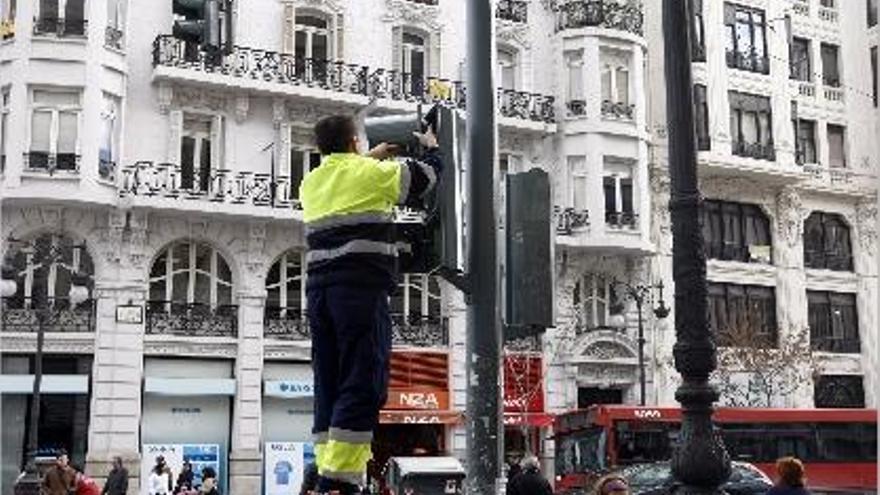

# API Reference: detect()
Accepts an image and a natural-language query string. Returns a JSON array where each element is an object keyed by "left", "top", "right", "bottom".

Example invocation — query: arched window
[
  {"left": 391, "top": 274, "right": 441, "bottom": 319},
  {"left": 804, "top": 212, "right": 852, "bottom": 271},
  {"left": 701, "top": 200, "right": 772, "bottom": 263},
  {"left": 148, "top": 241, "right": 233, "bottom": 309},
  {"left": 2, "top": 233, "right": 94, "bottom": 314},
  {"left": 265, "top": 250, "right": 305, "bottom": 317},
  {"left": 497, "top": 47, "right": 518, "bottom": 91},
  {"left": 573, "top": 274, "right": 612, "bottom": 330}
]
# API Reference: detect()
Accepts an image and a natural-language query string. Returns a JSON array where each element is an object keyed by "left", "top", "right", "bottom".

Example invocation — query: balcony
[
  {"left": 605, "top": 211, "right": 638, "bottom": 229},
  {"left": 497, "top": 0, "right": 528, "bottom": 23},
  {"left": 392, "top": 315, "right": 448, "bottom": 348},
  {"left": 1, "top": 298, "right": 96, "bottom": 333},
  {"left": 146, "top": 301, "right": 238, "bottom": 337},
  {"left": 497, "top": 89, "right": 555, "bottom": 123},
  {"left": 264, "top": 307, "right": 309, "bottom": 340},
  {"left": 823, "top": 86, "right": 844, "bottom": 103},
  {"left": 801, "top": 165, "right": 878, "bottom": 196},
  {"left": 792, "top": 0, "right": 810, "bottom": 17},
  {"left": 566, "top": 100, "right": 587, "bottom": 117},
  {"left": 726, "top": 50, "right": 770, "bottom": 75},
  {"left": 818, "top": 5, "right": 839, "bottom": 23},
  {"left": 732, "top": 140, "right": 776, "bottom": 161},
  {"left": 33, "top": 17, "right": 87, "bottom": 37},
  {"left": 601, "top": 100, "right": 635, "bottom": 121},
  {"left": 556, "top": 0, "right": 644, "bottom": 36},
  {"left": 796, "top": 81, "right": 817, "bottom": 98},
  {"left": 554, "top": 206, "right": 590, "bottom": 235},
  {"left": 23, "top": 152, "right": 81, "bottom": 175},
  {"left": 105, "top": 26, "right": 123, "bottom": 50}
]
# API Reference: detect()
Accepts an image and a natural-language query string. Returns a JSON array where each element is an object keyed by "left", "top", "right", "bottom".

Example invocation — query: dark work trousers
[{"left": 308, "top": 285, "right": 392, "bottom": 446}]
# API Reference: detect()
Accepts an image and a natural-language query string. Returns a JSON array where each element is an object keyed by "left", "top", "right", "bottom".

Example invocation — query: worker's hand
[
  {"left": 367, "top": 142, "right": 401, "bottom": 160},
  {"left": 413, "top": 129, "right": 439, "bottom": 149}
]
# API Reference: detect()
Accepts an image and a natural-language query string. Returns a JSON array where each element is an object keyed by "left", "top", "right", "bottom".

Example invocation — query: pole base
[{"left": 13, "top": 469, "right": 41, "bottom": 495}]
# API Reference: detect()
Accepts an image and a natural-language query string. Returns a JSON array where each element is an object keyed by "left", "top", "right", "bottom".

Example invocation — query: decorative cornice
[
  {"left": 0, "top": 334, "right": 96, "bottom": 354},
  {"left": 383, "top": 0, "right": 442, "bottom": 32},
  {"left": 171, "top": 86, "right": 228, "bottom": 113},
  {"left": 285, "top": 0, "right": 343, "bottom": 13},
  {"left": 497, "top": 22, "right": 531, "bottom": 50},
  {"left": 144, "top": 339, "right": 238, "bottom": 358}
]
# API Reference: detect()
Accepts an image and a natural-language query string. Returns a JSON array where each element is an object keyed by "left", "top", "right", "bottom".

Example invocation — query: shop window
[
  {"left": 803, "top": 212, "right": 852, "bottom": 271},
  {"left": 34, "top": 0, "right": 85, "bottom": 36},
  {"left": 707, "top": 282, "right": 777, "bottom": 348},
  {"left": 827, "top": 124, "right": 846, "bottom": 168},
  {"left": 28, "top": 88, "right": 81, "bottom": 172},
  {"left": 821, "top": 43, "right": 841, "bottom": 87},
  {"left": 729, "top": 91, "right": 774, "bottom": 160},
  {"left": 790, "top": 38, "right": 811, "bottom": 82},
  {"left": 808, "top": 291, "right": 859, "bottom": 353},
  {"left": 793, "top": 117, "right": 817, "bottom": 165},
  {"left": 694, "top": 84, "right": 710, "bottom": 150},
  {"left": 724, "top": 3, "right": 769, "bottom": 74},
  {"left": 814, "top": 375, "right": 865, "bottom": 408},
  {"left": 701, "top": 200, "right": 771, "bottom": 263}
]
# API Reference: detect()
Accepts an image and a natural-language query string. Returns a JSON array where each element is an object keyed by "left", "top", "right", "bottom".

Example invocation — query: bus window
[
  {"left": 816, "top": 423, "right": 877, "bottom": 461},
  {"left": 575, "top": 428, "right": 606, "bottom": 472},
  {"left": 614, "top": 421, "right": 675, "bottom": 465},
  {"left": 722, "top": 423, "right": 816, "bottom": 462}
]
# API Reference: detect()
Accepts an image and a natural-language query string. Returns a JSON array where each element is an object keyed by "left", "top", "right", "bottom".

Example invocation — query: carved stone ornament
[
  {"left": 172, "top": 86, "right": 228, "bottom": 113},
  {"left": 497, "top": 22, "right": 531, "bottom": 50},
  {"left": 286, "top": 102, "right": 339, "bottom": 127},
  {"left": 776, "top": 187, "right": 804, "bottom": 248},
  {"left": 498, "top": 131, "right": 531, "bottom": 155},
  {"left": 288, "top": 0, "right": 342, "bottom": 12},
  {"left": 383, "top": 0, "right": 441, "bottom": 32},
  {"left": 855, "top": 201, "right": 878, "bottom": 251}
]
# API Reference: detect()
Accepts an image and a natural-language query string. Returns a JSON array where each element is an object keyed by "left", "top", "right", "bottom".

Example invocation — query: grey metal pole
[
  {"left": 636, "top": 298, "right": 646, "bottom": 407},
  {"left": 662, "top": 0, "right": 731, "bottom": 492},
  {"left": 465, "top": 0, "right": 501, "bottom": 493}
]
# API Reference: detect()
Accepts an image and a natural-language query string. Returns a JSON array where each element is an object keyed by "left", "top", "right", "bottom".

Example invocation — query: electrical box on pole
[{"left": 505, "top": 168, "right": 553, "bottom": 339}]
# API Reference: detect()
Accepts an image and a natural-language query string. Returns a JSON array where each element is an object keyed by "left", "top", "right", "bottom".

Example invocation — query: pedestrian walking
[
  {"left": 174, "top": 461, "right": 194, "bottom": 494},
  {"left": 300, "top": 114, "right": 443, "bottom": 495},
  {"left": 42, "top": 450, "right": 75, "bottom": 495},
  {"left": 71, "top": 465, "right": 101, "bottom": 495},
  {"left": 148, "top": 456, "right": 172, "bottom": 495},
  {"left": 767, "top": 457, "right": 811, "bottom": 495},
  {"left": 199, "top": 466, "right": 218, "bottom": 495},
  {"left": 505, "top": 456, "right": 553, "bottom": 495},
  {"left": 101, "top": 457, "right": 128, "bottom": 495},
  {"left": 593, "top": 474, "right": 631, "bottom": 495}
]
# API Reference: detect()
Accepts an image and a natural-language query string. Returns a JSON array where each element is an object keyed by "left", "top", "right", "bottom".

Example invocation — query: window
[
  {"left": 871, "top": 47, "right": 878, "bottom": 107},
  {"left": 820, "top": 43, "right": 841, "bottom": 87},
  {"left": 803, "top": 212, "right": 852, "bottom": 271},
  {"left": 827, "top": 124, "right": 846, "bottom": 168},
  {"left": 105, "top": 0, "right": 126, "bottom": 49},
  {"left": 694, "top": 84, "right": 710, "bottom": 150},
  {"left": 814, "top": 376, "right": 865, "bottom": 409},
  {"left": 692, "top": 0, "right": 706, "bottom": 61},
  {"left": 870, "top": 0, "right": 878, "bottom": 27},
  {"left": 725, "top": 3, "right": 769, "bottom": 74},
  {"left": 99, "top": 94, "right": 120, "bottom": 181},
  {"left": 603, "top": 161, "right": 635, "bottom": 229},
  {"left": 400, "top": 30, "right": 427, "bottom": 96},
  {"left": 390, "top": 274, "right": 441, "bottom": 319},
  {"left": 497, "top": 48, "right": 517, "bottom": 91},
  {"left": 565, "top": 50, "right": 585, "bottom": 115},
  {"left": 180, "top": 115, "right": 217, "bottom": 192},
  {"left": 289, "top": 145, "right": 322, "bottom": 203},
  {"left": 28, "top": 89, "right": 81, "bottom": 173},
  {"left": 1, "top": 0, "right": 14, "bottom": 39},
  {"left": 729, "top": 91, "right": 774, "bottom": 160},
  {"left": 601, "top": 63, "right": 630, "bottom": 105},
  {"left": 701, "top": 200, "right": 771, "bottom": 263},
  {"left": 35, "top": 0, "right": 85, "bottom": 36},
  {"left": 265, "top": 250, "right": 305, "bottom": 317},
  {"left": 574, "top": 274, "right": 612, "bottom": 330},
  {"left": 708, "top": 283, "right": 777, "bottom": 347},
  {"left": 790, "top": 38, "right": 811, "bottom": 82},
  {"left": 295, "top": 13, "right": 330, "bottom": 82},
  {"left": 567, "top": 156, "right": 587, "bottom": 211},
  {"left": 148, "top": 241, "right": 234, "bottom": 308},
  {"left": 808, "top": 291, "right": 859, "bottom": 353},
  {"left": 793, "top": 117, "right": 817, "bottom": 165},
  {"left": 1, "top": 88, "right": 8, "bottom": 173}
]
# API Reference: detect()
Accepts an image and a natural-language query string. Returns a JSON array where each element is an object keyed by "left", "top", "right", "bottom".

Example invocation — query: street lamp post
[
  {"left": 662, "top": 0, "right": 731, "bottom": 492},
  {"left": 1, "top": 238, "right": 90, "bottom": 495},
  {"left": 609, "top": 280, "right": 670, "bottom": 406}
]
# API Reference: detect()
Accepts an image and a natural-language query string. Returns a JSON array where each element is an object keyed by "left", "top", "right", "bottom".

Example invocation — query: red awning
[
  {"left": 503, "top": 413, "right": 554, "bottom": 427},
  {"left": 380, "top": 410, "right": 462, "bottom": 425}
]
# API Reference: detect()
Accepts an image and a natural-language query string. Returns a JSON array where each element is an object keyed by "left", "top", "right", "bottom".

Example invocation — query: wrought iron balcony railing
[
  {"left": 391, "top": 314, "right": 448, "bottom": 348},
  {"left": 601, "top": 100, "right": 635, "bottom": 120},
  {"left": 566, "top": 100, "right": 587, "bottom": 117},
  {"left": 497, "top": 0, "right": 528, "bottom": 23},
  {"left": 33, "top": 17, "right": 87, "bottom": 37},
  {"left": 725, "top": 50, "right": 770, "bottom": 75},
  {"left": 556, "top": 0, "right": 644, "bottom": 36},
  {"left": 264, "top": 307, "right": 309, "bottom": 340},
  {"left": 105, "top": 26, "right": 124, "bottom": 50},
  {"left": 146, "top": 301, "right": 238, "bottom": 337},
  {"left": 1, "top": 297, "right": 96, "bottom": 333},
  {"left": 732, "top": 140, "right": 776, "bottom": 161},
  {"left": 497, "top": 89, "right": 556, "bottom": 123},
  {"left": 605, "top": 211, "right": 638, "bottom": 229},
  {"left": 24, "top": 152, "right": 81, "bottom": 175},
  {"left": 554, "top": 206, "right": 590, "bottom": 235},
  {"left": 119, "top": 161, "right": 303, "bottom": 209}
]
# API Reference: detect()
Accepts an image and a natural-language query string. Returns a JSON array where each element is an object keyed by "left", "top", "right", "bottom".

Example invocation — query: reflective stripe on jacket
[{"left": 299, "top": 149, "right": 442, "bottom": 290}]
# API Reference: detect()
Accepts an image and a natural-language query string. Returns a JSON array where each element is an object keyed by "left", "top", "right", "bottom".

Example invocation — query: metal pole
[
  {"left": 465, "top": 0, "right": 501, "bottom": 493},
  {"left": 14, "top": 309, "right": 46, "bottom": 495},
  {"left": 663, "top": 0, "right": 731, "bottom": 492},
  {"left": 636, "top": 297, "right": 646, "bottom": 407}
]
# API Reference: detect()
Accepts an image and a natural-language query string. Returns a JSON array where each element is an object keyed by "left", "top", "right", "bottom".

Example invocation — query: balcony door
[
  {"left": 295, "top": 14, "right": 330, "bottom": 84},
  {"left": 180, "top": 117, "right": 211, "bottom": 192}
]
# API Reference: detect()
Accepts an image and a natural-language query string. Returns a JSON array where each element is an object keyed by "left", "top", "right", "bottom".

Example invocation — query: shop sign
[
  {"left": 264, "top": 442, "right": 315, "bottom": 495},
  {"left": 265, "top": 380, "right": 314, "bottom": 399},
  {"left": 140, "top": 444, "right": 220, "bottom": 495},
  {"left": 379, "top": 410, "right": 462, "bottom": 425},
  {"left": 384, "top": 390, "right": 449, "bottom": 410},
  {"left": 116, "top": 304, "right": 144, "bottom": 324}
]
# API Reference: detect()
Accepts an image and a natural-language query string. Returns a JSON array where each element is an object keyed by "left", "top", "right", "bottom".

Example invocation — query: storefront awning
[
  {"left": 0, "top": 374, "right": 89, "bottom": 394},
  {"left": 144, "top": 377, "right": 236, "bottom": 396},
  {"left": 503, "top": 413, "right": 554, "bottom": 427},
  {"left": 379, "top": 410, "right": 462, "bottom": 425}
]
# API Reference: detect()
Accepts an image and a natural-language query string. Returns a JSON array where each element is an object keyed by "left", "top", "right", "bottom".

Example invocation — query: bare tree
[{"left": 712, "top": 323, "right": 817, "bottom": 408}]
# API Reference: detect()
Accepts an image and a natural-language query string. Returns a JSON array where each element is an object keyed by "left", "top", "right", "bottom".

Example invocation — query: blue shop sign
[{"left": 264, "top": 380, "right": 314, "bottom": 399}]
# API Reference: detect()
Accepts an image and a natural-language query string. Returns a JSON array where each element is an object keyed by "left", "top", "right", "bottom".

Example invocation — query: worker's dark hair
[{"left": 314, "top": 115, "right": 357, "bottom": 155}]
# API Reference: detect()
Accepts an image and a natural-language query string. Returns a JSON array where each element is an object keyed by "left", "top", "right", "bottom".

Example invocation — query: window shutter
[
  {"left": 391, "top": 26, "right": 403, "bottom": 71},
  {"left": 168, "top": 110, "right": 183, "bottom": 164},
  {"left": 335, "top": 13, "right": 344, "bottom": 60},
  {"left": 210, "top": 114, "right": 223, "bottom": 170},
  {"left": 282, "top": 4, "right": 295, "bottom": 55}
]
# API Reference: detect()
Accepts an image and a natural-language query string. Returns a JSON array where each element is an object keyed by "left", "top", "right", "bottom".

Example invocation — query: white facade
[{"left": 0, "top": 0, "right": 876, "bottom": 492}]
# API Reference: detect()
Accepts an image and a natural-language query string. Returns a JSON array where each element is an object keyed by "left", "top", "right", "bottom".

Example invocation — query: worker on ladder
[{"left": 300, "top": 114, "right": 442, "bottom": 495}]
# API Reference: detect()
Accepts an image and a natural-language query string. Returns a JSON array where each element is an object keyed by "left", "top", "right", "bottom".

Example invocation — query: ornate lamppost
[
  {"left": 662, "top": 0, "right": 731, "bottom": 492},
  {"left": 2, "top": 238, "right": 90, "bottom": 495},
  {"left": 608, "top": 280, "right": 670, "bottom": 406}
]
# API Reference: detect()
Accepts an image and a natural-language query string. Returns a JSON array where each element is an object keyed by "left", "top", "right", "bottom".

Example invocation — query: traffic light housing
[{"left": 172, "top": 0, "right": 221, "bottom": 51}]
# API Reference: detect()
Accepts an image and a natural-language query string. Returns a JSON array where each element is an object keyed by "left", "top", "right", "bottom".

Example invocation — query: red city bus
[{"left": 553, "top": 406, "right": 877, "bottom": 494}]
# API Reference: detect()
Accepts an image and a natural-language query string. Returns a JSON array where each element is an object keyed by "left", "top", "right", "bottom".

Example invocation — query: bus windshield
[
  {"left": 555, "top": 427, "right": 607, "bottom": 476},
  {"left": 614, "top": 421, "right": 678, "bottom": 465}
]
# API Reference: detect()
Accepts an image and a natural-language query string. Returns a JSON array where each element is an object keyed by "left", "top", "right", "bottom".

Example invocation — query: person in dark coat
[
  {"left": 174, "top": 461, "right": 194, "bottom": 493},
  {"left": 300, "top": 463, "right": 319, "bottom": 495},
  {"left": 101, "top": 457, "right": 129, "bottom": 495},
  {"left": 767, "top": 457, "right": 811, "bottom": 495},
  {"left": 506, "top": 456, "right": 553, "bottom": 495}
]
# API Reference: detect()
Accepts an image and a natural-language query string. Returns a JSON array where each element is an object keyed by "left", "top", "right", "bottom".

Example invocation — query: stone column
[
  {"left": 86, "top": 280, "right": 147, "bottom": 495},
  {"left": 855, "top": 202, "right": 878, "bottom": 407},
  {"left": 228, "top": 289, "right": 265, "bottom": 495}
]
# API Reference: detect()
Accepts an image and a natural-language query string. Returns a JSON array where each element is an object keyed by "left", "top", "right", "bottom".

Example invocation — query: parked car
[{"left": 618, "top": 461, "right": 773, "bottom": 495}]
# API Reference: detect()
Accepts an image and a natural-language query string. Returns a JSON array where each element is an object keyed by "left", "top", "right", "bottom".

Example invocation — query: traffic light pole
[{"left": 465, "top": 0, "right": 502, "bottom": 493}]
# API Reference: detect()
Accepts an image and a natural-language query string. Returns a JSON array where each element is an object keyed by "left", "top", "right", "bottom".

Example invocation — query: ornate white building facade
[{"left": 0, "top": 0, "right": 875, "bottom": 492}]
